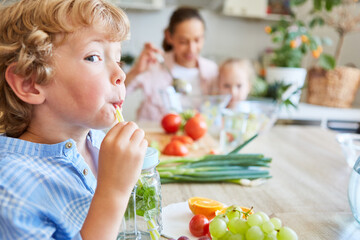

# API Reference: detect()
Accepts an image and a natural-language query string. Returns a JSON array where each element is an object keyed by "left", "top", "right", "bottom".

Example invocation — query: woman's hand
[{"left": 125, "top": 43, "right": 163, "bottom": 86}]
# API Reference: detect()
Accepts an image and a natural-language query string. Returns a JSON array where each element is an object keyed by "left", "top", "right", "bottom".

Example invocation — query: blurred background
[{"left": 113, "top": 0, "right": 360, "bottom": 122}]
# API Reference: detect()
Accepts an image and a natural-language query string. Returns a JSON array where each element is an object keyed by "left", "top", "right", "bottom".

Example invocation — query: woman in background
[{"left": 125, "top": 7, "right": 218, "bottom": 121}]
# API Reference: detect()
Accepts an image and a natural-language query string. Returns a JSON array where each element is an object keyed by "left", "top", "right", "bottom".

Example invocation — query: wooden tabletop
[{"left": 144, "top": 125, "right": 360, "bottom": 240}]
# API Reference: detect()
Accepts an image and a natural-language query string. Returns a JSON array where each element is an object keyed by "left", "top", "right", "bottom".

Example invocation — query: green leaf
[
  {"left": 313, "top": 0, "right": 322, "bottom": 11},
  {"left": 290, "top": 0, "right": 307, "bottom": 6},
  {"left": 325, "top": 0, "right": 336, "bottom": 11},
  {"left": 272, "top": 36, "right": 282, "bottom": 43},
  {"left": 135, "top": 179, "right": 160, "bottom": 220},
  {"left": 309, "top": 16, "right": 325, "bottom": 28},
  {"left": 325, "top": 0, "right": 332, "bottom": 11},
  {"left": 318, "top": 53, "right": 336, "bottom": 70}
]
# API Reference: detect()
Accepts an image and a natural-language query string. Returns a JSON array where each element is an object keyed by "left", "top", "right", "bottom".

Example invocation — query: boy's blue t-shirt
[{"left": 0, "top": 129, "right": 105, "bottom": 240}]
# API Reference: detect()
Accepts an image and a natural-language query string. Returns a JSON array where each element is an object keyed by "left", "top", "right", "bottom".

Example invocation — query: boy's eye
[{"left": 84, "top": 55, "right": 101, "bottom": 62}]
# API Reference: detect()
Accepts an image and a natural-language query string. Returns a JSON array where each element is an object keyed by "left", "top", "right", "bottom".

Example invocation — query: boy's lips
[{"left": 112, "top": 100, "right": 124, "bottom": 109}]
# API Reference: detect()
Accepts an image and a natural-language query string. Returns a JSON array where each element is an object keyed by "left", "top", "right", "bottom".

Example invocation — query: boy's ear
[{"left": 5, "top": 63, "right": 45, "bottom": 105}]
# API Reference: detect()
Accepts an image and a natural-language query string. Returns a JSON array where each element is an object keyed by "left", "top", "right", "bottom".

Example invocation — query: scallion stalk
[{"left": 157, "top": 152, "right": 272, "bottom": 184}]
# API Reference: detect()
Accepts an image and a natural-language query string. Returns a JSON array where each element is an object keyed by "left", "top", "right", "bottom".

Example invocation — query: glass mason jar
[
  {"left": 348, "top": 156, "right": 360, "bottom": 223},
  {"left": 118, "top": 147, "right": 162, "bottom": 240}
]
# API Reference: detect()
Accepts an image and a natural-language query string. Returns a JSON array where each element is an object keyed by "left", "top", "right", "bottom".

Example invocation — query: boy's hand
[
  {"left": 82, "top": 122, "right": 147, "bottom": 239},
  {"left": 97, "top": 121, "right": 148, "bottom": 197}
]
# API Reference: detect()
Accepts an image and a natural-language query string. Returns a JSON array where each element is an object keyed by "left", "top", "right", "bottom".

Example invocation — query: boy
[
  {"left": 218, "top": 58, "right": 255, "bottom": 108},
  {"left": 0, "top": 0, "right": 147, "bottom": 239}
]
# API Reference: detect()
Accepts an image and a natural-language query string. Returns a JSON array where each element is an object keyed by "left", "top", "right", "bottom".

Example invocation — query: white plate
[{"left": 162, "top": 201, "right": 196, "bottom": 239}]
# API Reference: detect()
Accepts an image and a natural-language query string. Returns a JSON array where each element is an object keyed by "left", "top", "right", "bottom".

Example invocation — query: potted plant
[
  {"left": 264, "top": 16, "right": 325, "bottom": 105},
  {"left": 292, "top": 0, "right": 360, "bottom": 108}
]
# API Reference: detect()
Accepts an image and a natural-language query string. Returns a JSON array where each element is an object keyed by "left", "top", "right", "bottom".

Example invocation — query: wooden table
[{"left": 144, "top": 125, "right": 360, "bottom": 240}]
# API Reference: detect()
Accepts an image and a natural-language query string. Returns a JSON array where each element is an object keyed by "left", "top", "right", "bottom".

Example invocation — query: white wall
[{"left": 121, "top": 5, "right": 360, "bottom": 121}]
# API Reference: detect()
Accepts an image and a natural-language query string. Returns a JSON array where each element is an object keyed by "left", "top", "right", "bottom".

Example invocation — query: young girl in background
[
  {"left": 125, "top": 7, "right": 218, "bottom": 121},
  {"left": 218, "top": 58, "right": 255, "bottom": 108}
]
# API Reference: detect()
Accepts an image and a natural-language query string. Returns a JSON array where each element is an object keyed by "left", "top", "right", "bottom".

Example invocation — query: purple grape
[
  {"left": 198, "top": 237, "right": 211, "bottom": 240},
  {"left": 178, "top": 236, "right": 190, "bottom": 240}
]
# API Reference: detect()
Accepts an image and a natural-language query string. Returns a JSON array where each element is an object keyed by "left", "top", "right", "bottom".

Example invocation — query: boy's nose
[{"left": 112, "top": 64, "right": 126, "bottom": 86}]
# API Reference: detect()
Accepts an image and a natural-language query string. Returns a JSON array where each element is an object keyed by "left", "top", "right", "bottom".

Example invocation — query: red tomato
[
  {"left": 161, "top": 113, "right": 182, "bottom": 134},
  {"left": 184, "top": 114, "right": 207, "bottom": 140},
  {"left": 171, "top": 135, "right": 194, "bottom": 145},
  {"left": 162, "top": 140, "right": 189, "bottom": 156},
  {"left": 189, "top": 214, "right": 210, "bottom": 237}
]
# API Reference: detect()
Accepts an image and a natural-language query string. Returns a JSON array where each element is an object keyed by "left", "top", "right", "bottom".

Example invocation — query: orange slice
[{"left": 188, "top": 197, "right": 226, "bottom": 220}]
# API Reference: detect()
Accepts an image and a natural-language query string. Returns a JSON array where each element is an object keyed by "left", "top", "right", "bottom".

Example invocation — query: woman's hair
[
  {"left": 162, "top": 7, "right": 205, "bottom": 52},
  {"left": 0, "top": 0, "right": 130, "bottom": 137},
  {"left": 219, "top": 58, "right": 256, "bottom": 84}
]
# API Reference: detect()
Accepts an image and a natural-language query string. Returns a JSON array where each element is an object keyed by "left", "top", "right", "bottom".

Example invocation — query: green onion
[
  {"left": 227, "top": 133, "right": 258, "bottom": 155},
  {"left": 158, "top": 153, "right": 264, "bottom": 166},
  {"left": 157, "top": 151, "right": 272, "bottom": 185}
]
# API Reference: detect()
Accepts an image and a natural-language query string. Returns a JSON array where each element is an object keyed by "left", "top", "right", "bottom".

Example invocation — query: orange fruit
[
  {"left": 301, "top": 35, "right": 309, "bottom": 43},
  {"left": 312, "top": 49, "right": 320, "bottom": 59},
  {"left": 264, "top": 26, "right": 272, "bottom": 34},
  {"left": 290, "top": 40, "right": 298, "bottom": 49},
  {"left": 188, "top": 197, "right": 225, "bottom": 220}
]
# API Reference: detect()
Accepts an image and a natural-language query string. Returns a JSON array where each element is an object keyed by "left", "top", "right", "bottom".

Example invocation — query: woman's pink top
[{"left": 126, "top": 51, "right": 219, "bottom": 121}]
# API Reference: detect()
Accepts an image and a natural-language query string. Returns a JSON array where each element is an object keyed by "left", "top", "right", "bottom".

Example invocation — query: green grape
[
  {"left": 214, "top": 214, "right": 229, "bottom": 224},
  {"left": 228, "top": 233, "right": 244, "bottom": 240},
  {"left": 225, "top": 205, "right": 238, "bottom": 213},
  {"left": 226, "top": 209, "right": 241, "bottom": 220},
  {"left": 247, "top": 213, "right": 264, "bottom": 227},
  {"left": 269, "top": 217, "right": 282, "bottom": 230},
  {"left": 228, "top": 218, "right": 239, "bottom": 233},
  {"left": 267, "top": 230, "right": 277, "bottom": 237},
  {"left": 256, "top": 211, "right": 270, "bottom": 222},
  {"left": 264, "top": 233, "right": 277, "bottom": 240},
  {"left": 209, "top": 217, "right": 227, "bottom": 238},
  {"left": 277, "top": 227, "right": 298, "bottom": 240},
  {"left": 227, "top": 218, "right": 249, "bottom": 234},
  {"left": 261, "top": 220, "right": 275, "bottom": 233},
  {"left": 226, "top": 205, "right": 244, "bottom": 219},
  {"left": 219, "top": 231, "right": 232, "bottom": 240},
  {"left": 245, "top": 226, "right": 264, "bottom": 240}
]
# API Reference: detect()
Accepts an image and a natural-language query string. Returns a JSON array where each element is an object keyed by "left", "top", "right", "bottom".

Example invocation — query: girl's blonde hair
[
  {"left": 0, "top": 0, "right": 129, "bottom": 137},
  {"left": 219, "top": 58, "right": 255, "bottom": 84}
]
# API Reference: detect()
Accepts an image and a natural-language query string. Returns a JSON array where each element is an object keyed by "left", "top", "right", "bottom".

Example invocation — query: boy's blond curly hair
[{"left": 0, "top": 0, "right": 129, "bottom": 137}]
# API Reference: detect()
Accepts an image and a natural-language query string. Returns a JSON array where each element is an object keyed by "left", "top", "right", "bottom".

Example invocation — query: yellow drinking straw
[{"left": 115, "top": 105, "right": 124, "bottom": 123}]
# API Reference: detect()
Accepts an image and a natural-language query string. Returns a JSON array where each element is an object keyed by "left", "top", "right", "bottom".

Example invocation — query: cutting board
[{"left": 145, "top": 131, "right": 220, "bottom": 159}]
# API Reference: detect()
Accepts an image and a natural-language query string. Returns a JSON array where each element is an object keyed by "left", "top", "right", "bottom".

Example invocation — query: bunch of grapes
[{"left": 209, "top": 206, "right": 298, "bottom": 240}]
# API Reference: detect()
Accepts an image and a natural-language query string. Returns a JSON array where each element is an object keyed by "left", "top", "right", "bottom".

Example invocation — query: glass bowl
[
  {"left": 220, "top": 99, "right": 279, "bottom": 153},
  {"left": 336, "top": 133, "right": 360, "bottom": 168}
]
